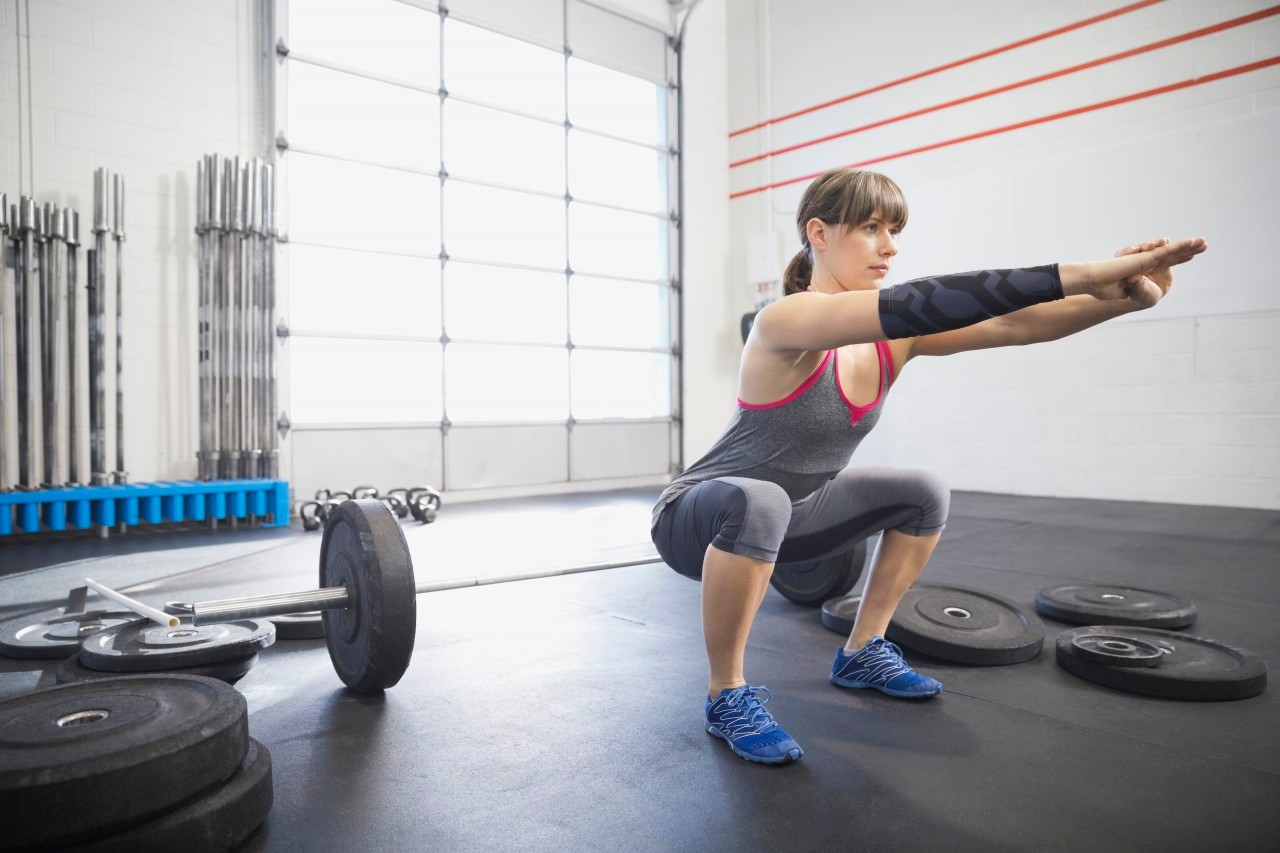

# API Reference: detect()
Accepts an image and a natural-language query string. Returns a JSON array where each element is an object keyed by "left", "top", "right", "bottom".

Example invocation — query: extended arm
[
  {"left": 906, "top": 237, "right": 1200, "bottom": 360},
  {"left": 753, "top": 236, "right": 1205, "bottom": 354}
]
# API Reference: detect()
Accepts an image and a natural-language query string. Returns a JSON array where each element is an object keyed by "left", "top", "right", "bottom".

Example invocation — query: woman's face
[{"left": 809, "top": 208, "right": 900, "bottom": 292}]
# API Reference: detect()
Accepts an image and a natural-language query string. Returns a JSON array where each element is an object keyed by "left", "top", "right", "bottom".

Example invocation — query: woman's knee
[
  {"left": 711, "top": 477, "right": 792, "bottom": 560},
  {"left": 897, "top": 468, "right": 950, "bottom": 534},
  {"left": 653, "top": 478, "right": 792, "bottom": 579}
]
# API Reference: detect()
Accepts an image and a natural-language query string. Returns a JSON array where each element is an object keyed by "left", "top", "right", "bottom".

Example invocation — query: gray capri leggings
[{"left": 651, "top": 466, "right": 949, "bottom": 581}]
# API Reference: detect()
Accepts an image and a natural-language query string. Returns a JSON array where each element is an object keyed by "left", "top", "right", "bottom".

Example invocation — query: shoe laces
[
  {"left": 720, "top": 685, "right": 778, "bottom": 734},
  {"left": 852, "top": 637, "right": 912, "bottom": 679},
  {"left": 864, "top": 636, "right": 906, "bottom": 660}
]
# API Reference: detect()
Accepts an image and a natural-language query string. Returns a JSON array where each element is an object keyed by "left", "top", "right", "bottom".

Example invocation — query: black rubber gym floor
[{"left": 2, "top": 488, "right": 1277, "bottom": 851}]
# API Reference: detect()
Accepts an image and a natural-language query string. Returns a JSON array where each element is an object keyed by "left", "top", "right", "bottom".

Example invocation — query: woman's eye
[{"left": 865, "top": 223, "right": 877, "bottom": 233}]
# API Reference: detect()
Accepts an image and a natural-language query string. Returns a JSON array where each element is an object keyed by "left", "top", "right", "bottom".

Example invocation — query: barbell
[{"left": 188, "top": 499, "right": 663, "bottom": 693}]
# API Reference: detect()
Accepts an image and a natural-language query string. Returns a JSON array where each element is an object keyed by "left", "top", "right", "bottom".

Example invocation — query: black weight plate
[
  {"left": 0, "top": 610, "right": 140, "bottom": 660},
  {"left": 770, "top": 540, "right": 868, "bottom": 606},
  {"left": 0, "top": 674, "right": 248, "bottom": 849},
  {"left": 820, "top": 595, "right": 863, "bottom": 636},
  {"left": 320, "top": 499, "right": 417, "bottom": 693},
  {"left": 58, "top": 652, "right": 259, "bottom": 685},
  {"left": 67, "top": 739, "right": 273, "bottom": 853},
  {"left": 886, "top": 584, "right": 1044, "bottom": 665},
  {"left": 1056, "top": 626, "right": 1268, "bottom": 701},
  {"left": 270, "top": 612, "right": 326, "bottom": 641},
  {"left": 1035, "top": 584, "right": 1197, "bottom": 629},
  {"left": 79, "top": 618, "right": 276, "bottom": 673},
  {"left": 1070, "top": 632, "right": 1163, "bottom": 668}
]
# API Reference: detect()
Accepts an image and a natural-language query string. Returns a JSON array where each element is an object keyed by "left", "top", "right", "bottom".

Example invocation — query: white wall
[
  {"left": 722, "top": 0, "right": 1280, "bottom": 509},
  {"left": 1, "top": 0, "right": 262, "bottom": 486}
]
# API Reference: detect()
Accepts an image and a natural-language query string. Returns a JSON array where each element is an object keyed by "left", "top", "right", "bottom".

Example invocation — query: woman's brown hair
[{"left": 781, "top": 169, "right": 908, "bottom": 295}]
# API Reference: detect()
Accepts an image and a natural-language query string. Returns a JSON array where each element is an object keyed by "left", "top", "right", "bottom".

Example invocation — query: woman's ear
[{"left": 806, "top": 217, "right": 830, "bottom": 251}]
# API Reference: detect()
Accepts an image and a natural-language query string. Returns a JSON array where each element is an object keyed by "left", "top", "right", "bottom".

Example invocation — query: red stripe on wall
[
  {"left": 729, "top": 56, "right": 1280, "bottom": 200},
  {"left": 730, "top": 6, "right": 1280, "bottom": 170},
  {"left": 728, "top": 0, "right": 1165, "bottom": 139}
]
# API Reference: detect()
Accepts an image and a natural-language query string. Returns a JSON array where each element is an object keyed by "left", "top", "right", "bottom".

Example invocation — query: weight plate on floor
[
  {"left": 270, "top": 612, "right": 326, "bottom": 641},
  {"left": 1056, "top": 626, "right": 1267, "bottom": 701},
  {"left": 820, "top": 595, "right": 862, "bottom": 636},
  {"left": 58, "top": 652, "right": 259, "bottom": 685},
  {"left": 886, "top": 584, "right": 1044, "bottom": 665},
  {"left": 770, "top": 540, "right": 868, "bottom": 606},
  {"left": 320, "top": 499, "right": 417, "bottom": 693},
  {"left": 0, "top": 674, "right": 248, "bottom": 849},
  {"left": 1069, "top": 632, "right": 1163, "bottom": 668},
  {"left": 69, "top": 739, "right": 272, "bottom": 853},
  {"left": 1035, "top": 584, "right": 1197, "bottom": 629},
  {"left": 0, "top": 610, "right": 140, "bottom": 660},
  {"left": 79, "top": 618, "right": 276, "bottom": 673}
]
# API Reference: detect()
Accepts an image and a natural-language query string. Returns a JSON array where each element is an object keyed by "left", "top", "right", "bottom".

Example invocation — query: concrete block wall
[
  {"left": 1, "top": 0, "right": 262, "bottom": 487},
  {"left": 724, "top": 0, "right": 1280, "bottom": 509}
]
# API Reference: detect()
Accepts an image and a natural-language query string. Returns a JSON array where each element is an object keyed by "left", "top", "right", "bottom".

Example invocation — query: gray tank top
[{"left": 652, "top": 341, "right": 895, "bottom": 528}]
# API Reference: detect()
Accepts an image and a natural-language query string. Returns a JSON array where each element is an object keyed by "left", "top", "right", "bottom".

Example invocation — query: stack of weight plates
[
  {"left": 0, "top": 608, "right": 276, "bottom": 685},
  {"left": 1053, "top": 625, "right": 1267, "bottom": 701},
  {"left": 0, "top": 609, "right": 141, "bottom": 661},
  {"left": 0, "top": 674, "right": 273, "bottom": 851},
  {"left": 59, "top": 617, "right": 276, "bottom": 685}
]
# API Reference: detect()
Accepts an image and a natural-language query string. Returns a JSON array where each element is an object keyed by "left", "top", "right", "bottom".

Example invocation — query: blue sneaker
[
  {"left": 831, "top": 637, "right": 943, "bottom": 698},
  {"left": 705, "top": 685, "right": 803, "bottom": 765}
]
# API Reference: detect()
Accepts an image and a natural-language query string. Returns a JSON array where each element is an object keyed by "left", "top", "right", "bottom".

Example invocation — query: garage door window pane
[
  {"left": 445, "top": 182, "right": 565, "bottom": 269},
  {"left": 572, "top": 350, "right": 670, "bottom": 419},
  {"left": 289, "top": 153, "right": 440, "bottom": 255},
  {"left": 446, "top": 263, "right": 566, "bottom": 344},
  {"left": 568, "top": 57, "right": 663, "bottom": 145},
  {"left": 291, "top": 338, "right": 442, "bottom": 423},
  {"left": 569, "top": 130, "right": 665, "bottom": 213},
  {"left": 288, "top": 61, "right": 439, "bottom": 171},
  {"left": 569, "top": 203, "right": 664, "bottom": 280},
  {"left": 570, "top": 277, "right": 668, "bottom": 348},
  {"left": 447, "top": 344, "right": 569, "bottom": 421},
  {"left": 445, "top": 19, "right": 564, "bottom": 121},
  {"left": 444, "top": 100, "right": 564, "bottom": 195},
  {"left": 290, "top": 0, "right": 440, "bottom": 88},
  {"left": 289, "top": 245, "right": 441, "bottom": 338}
]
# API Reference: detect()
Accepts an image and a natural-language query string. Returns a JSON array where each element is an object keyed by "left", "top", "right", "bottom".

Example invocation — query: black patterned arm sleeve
[{"left": 877, "top": 264, "right": 1064, "bottom": 339}]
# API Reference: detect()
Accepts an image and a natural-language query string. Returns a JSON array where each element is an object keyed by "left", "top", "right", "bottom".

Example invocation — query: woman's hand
[
  {"left": 1113, "top": 237, "right": 1176, "bottom": 310},
  {"left": 1059, "top": 236, "right": 1208, "bottom": 302}
]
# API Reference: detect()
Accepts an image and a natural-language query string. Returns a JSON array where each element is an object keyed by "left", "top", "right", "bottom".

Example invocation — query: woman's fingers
[{"left": 1147, "top": 236, "right": 1207, "bottom": 268}]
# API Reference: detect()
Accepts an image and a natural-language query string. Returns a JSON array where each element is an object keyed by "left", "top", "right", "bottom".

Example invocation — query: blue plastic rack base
[{"left": 0, "top": 480, "right": 291, "bottom": 537}]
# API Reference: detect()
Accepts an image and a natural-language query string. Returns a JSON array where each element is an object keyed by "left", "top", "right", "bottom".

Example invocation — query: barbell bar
[
  {"left": 190, "top": 553, "right": 664, "bottom": 625},
  {"left": 184, "top": 499, "right": 661, "bottom": 693}
]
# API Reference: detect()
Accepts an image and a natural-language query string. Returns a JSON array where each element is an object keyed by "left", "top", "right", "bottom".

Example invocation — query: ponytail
[{"left": 782, "top": 248, "right": 812, "bottom": 295}]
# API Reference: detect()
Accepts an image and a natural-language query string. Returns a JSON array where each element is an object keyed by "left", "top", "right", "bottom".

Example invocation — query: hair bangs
[{"left": 838, "top": 171, "right": 908, "bottom": 232}]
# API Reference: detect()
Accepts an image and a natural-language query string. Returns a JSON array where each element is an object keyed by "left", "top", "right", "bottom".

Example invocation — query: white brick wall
[
  {"left": 723, "top": 0, "right": 1280, "bottom": 510},
  {"left": 1, "top": 0, "right": 261, "bottom": 486},
  {"left": 889, "top": 311, "right": 1280, "bottom": 508}
]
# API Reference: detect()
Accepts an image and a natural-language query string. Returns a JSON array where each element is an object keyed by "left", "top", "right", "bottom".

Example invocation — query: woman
[{"left": 650, "top": 168, "right": 1207, "bottom": 766}]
